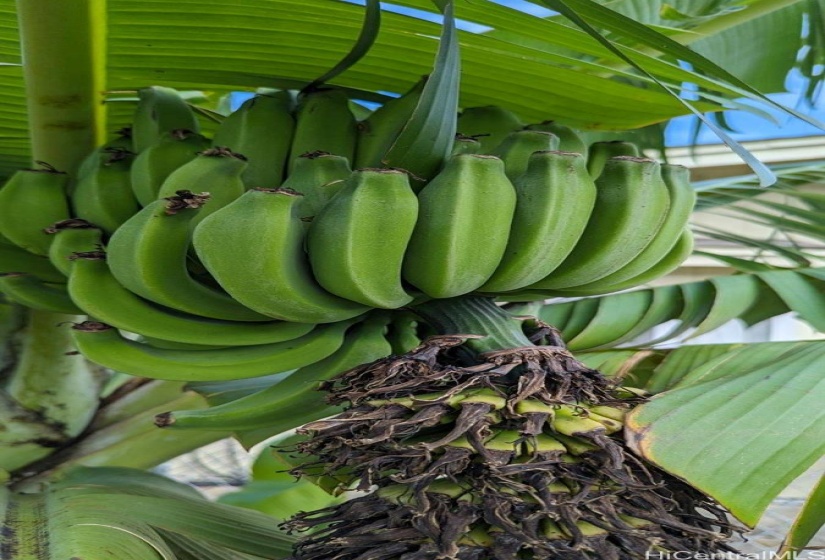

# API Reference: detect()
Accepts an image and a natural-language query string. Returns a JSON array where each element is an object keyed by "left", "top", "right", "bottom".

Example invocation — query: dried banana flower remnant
[{"left": 283, "top": 335, "right": 740, "bottom": 559}]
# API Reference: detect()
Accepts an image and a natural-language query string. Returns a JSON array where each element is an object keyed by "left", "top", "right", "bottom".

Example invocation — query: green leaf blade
[{"left": 627, "top": 341, "right": 825, "bottom": 526}]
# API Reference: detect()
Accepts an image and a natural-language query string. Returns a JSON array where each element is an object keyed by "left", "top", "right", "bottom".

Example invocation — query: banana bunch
[
  {"left": 283, "top": 335, "right": 738, "bottom": 559},
  {"left": 0, "top": 83, "right": 696, "bottom": 386}
]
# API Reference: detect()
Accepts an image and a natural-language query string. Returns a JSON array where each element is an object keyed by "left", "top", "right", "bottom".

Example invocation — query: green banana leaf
[
  {"left": 777, "top": 471, "right": 825, "bottom": 555},
  {"left": 579, "top": 340, "right": 825, "bottom": 526},
  {"left": 690, "top": 164, "right": 825, "bottom": 275},
  {"left": 529, "top": 267, "right": 825, "bottom": 351},
  {"left": 0, "top": 466, "right": 294, "bottom": 559},
  {"left": 1, "top": 0, "right": 822, "bottom": 179},
  {"left": 694, "top": 161, "right": 825, "bottom": 209},
  {"left": 576, "top": 0, "right": 817, "bottom": 97},
  {"left": 621, "top": 339, "right": 825, "bottom": 526},
  {"left": 218, "top": 444, "right": 341, "bottom": 521},
  {"left": 380, "top": 0, "right": 459, "bottom": 179}
]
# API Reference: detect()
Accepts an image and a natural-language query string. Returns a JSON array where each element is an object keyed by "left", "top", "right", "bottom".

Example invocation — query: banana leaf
[
  {"left": 1, "top": 0, "right": 822, "bottom": 178},
  {"left": 0, "top": 466, "right": 295, "bottom": 559},
  {"left": 620, "top": 340, "right": 825, "bottom": 527},
  {"left": 530, "top": 268, "right": 825, "bottom": 351},
  {"left": 578, "top": 339, "right": 825, "bottom": 526}
]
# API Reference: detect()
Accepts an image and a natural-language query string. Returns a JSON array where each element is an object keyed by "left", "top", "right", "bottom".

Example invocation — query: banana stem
[
  {"left": 11, "top": 390, "right": 227, "bottom": 489},
  {"left": 3, "top": 310, "right": 106, "bottom": 433},
  {"left": 410, "top": 295, "right": 533, "bottom": 354},
  {"left": 3, "top": 0, "right": 109, "bottom": 477},
  {"left": 15, "top": 0, "right": 107, "bottom": 173}
]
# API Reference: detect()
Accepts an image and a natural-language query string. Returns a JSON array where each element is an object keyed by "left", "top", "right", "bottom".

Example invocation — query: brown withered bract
[{"left": 282, "top": 336, "right": 740, "bottom": 560}]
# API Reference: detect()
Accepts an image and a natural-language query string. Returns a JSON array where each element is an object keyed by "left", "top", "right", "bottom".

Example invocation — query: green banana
[
  {"left": 155, "top": 147, "right": 248, "bottom": 224},
  {"left": 488, "top": 130, "right": 560, "bottom": 181},
  {"left": 550, "top": 406, "right": 610, "bottom": 437},
  {"left": 0, "top": 237, "right": 64, "bottom": 282},
  {"left": 479, "top": 151, "right": 597, "bottom": 293},
  {"left": 281, "top": 152, "right": 352, "bottom": 220},
  {"left": 402, "top": 154, "right": 517, "bottom": 298},
  {"left": 526, "top": 156, "right": 671, "bottom": 290},
  {"left": 0, "top": 273, "right": 81, "bottom": 314},
  {"left": 45, "top": 219, "right": 105, "bottom": 276},
  {"left": 76, "top": 127, "right": 133, "bottom": 182},
  {"left": 70, "top": 319, "right": 352, "bottom": 381},
  {"left": 558, "top": 229, "right": 695, "bottom": 296},
  {"left": 70, "top": 147, "right": 139, "bottom": 234},
  {"left": 355, "top": 78, "right": 426, "bottom": 169},
  {"left": 213, "top": 91, "right": 295, "bottom": 188},
  {"left": 130, "top": 129, "right": 210, "bottom": 206},
  {"left": 565, "top": 164, "right": 696, "bottom": 293},
  {"left": 588, "top": 404, "right": 626, "bottom": 423},
  {"left": 155, "top": 315, "right": 392, "bottom": 431},
  {"left": 307, "top": 169, "right": 418, "bottom": 308},
  {"left": 290, "top": 88, "right": 356, "bottom": 173},
  {"left": 131, "top": 86, "right": 201, "bottom": 153},
  {"left": 137, "top": 336, "right": 228, "bottom": 350},
  {"left": 0, "top": 164, "right": 71, "bottom": 255},
  {"left": 501, "top": 232, "right": 693, "bottom": 299},
  {"left": 586, "top": 140, "right": 640, "bottom": 178},
  {"left": 450, "top": 134, "right": 482, "bottom": 156},
  {"left": 106, "top": 191, "right": 271, "bottom": 322},
  {"left": 525, "top": 121, "right": 587, "bottom": 155},
  {"left": 67, "top": 252, "right": 316, "bottom": 346},
  {"left": 457, "top": 106, "right": 524, "bottom": 152},
  {"left": 193, "top": 188, "right": 369, "bottom": 323}
]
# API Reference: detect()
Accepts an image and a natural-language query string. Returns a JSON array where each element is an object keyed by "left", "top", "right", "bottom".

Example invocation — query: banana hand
[
  {"left": 480, "top": 150, "right": 597, "bottom": 293},
  {"left": 526, "top": 156, "right": 670, "bottom": 291},
  {"left": 565, "top": 164, "right": 696, "bottom": 294}
]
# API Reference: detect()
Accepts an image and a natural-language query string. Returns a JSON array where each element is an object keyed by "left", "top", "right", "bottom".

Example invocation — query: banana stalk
[
  {"left": 12, "top": 389, "right": 225, "bottom": 488},
  {"left": 0, "top": 310, "right": 106, "bottom": 472},
  {"left": 1, "top": 0, "right": 109, "bottom": 476},
  {"left": 15, "top": 0, "right": 106, "bottom": 174}
]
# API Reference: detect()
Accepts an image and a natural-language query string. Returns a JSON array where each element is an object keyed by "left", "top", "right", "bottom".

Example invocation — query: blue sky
[{"left": 665, "top": 71, "right": 825, "bottom": 146}]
